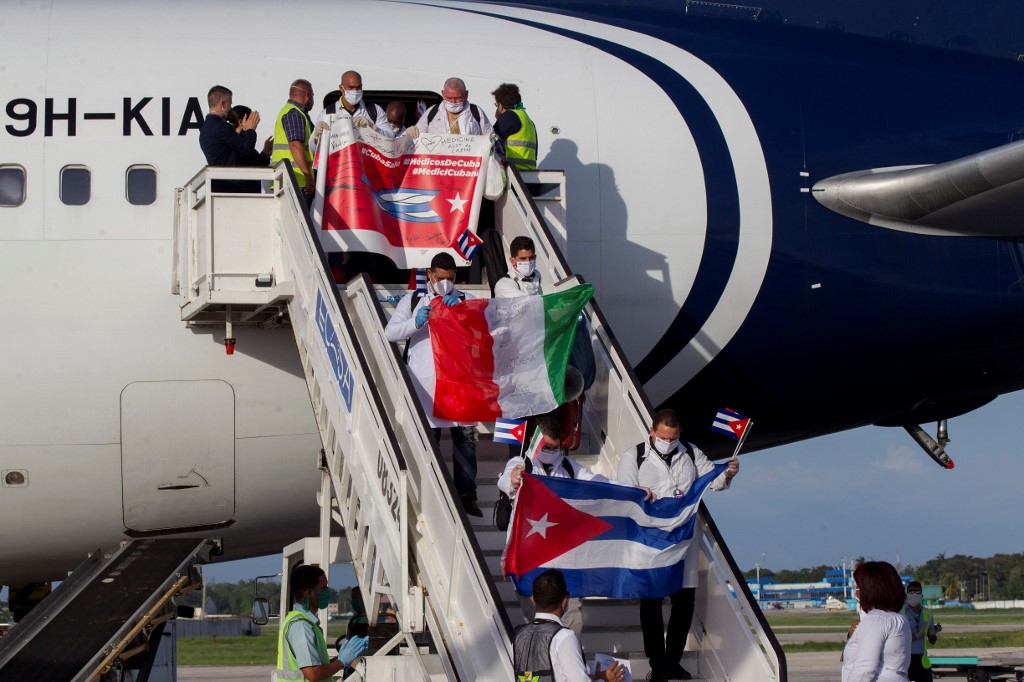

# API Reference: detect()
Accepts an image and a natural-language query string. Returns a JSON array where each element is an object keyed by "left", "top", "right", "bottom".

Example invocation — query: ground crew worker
[
  {"left": 513, "top": 568, "right": 625, "bottom": 682},
  {"left": 272, "top": 79, "right": 315, "bottom": 203},
  {"left": 903, "top": 581, "right": 938, "bottom": 682},
  {"left": 491, "top": 82, "right": 538, "bottom": 170},
  {"left": 277, "top": 565, "right": 367, "bottom": 681},
  {"left": 411, "top": 77, "right": 493, "bottom": 138},
  {"left": 617, "top": 408, "right": 739, "bottom": 682},
  {"left": 384, "top": 252, "right": 482, "bottom": 517}
]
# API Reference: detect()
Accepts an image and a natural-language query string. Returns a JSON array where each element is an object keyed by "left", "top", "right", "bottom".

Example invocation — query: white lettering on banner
[{"left": 315, "top": 289, "right": 354, "bottom": 412}]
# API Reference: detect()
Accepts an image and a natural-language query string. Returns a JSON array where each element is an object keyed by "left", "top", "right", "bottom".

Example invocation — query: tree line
[
  {"left": 181, "top": 579, "right": 358, "bottom": 617},
  {"left": 742, "top": 553, "right": 1024, "bottom": 600}
]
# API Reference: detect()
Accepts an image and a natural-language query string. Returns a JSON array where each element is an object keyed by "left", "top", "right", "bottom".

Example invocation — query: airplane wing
[{"left": 812, "top": 138, "right": 1024, "bottom": 237}]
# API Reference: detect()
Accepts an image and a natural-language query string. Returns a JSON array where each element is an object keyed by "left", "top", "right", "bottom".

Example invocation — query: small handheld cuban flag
[
  {"left": 408, "top": 268, "right": 428, "bottom": 293},
  {"left": 711, "top": 408, "right": 751, "bottom": 441},
  {"left": 454, "top": 227, "right": 483, "bottom": 262},
  {"left": 494, "top": 418, "right": 527, "bottom": 446}
]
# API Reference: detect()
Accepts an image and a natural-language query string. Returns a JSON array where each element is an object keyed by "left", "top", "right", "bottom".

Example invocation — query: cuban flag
[
  {"left": 502, "top": 462, "right": 728, "bottom": 599},
  {"left": 408, "top": 268, "right": 428, "bottom": 293},
  {"left": 454, "top": 228, "right": 483, "bottom": 262},
  {"left": 711, "top": 407, "right": 751, "bottom": 441},
  {"left": 494, "top": 418, "right": 527, "bottom": 445}
]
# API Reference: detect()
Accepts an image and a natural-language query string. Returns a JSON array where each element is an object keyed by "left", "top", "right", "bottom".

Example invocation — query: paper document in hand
[
  {"left": 428, "top": 285, "right": 594, "bottom": 421},
  {"left": 589, "top": 653, "right": 633, "bottom": 682},
  {"left": 502, "top": 462, "right": 729, "bottom": 599}
]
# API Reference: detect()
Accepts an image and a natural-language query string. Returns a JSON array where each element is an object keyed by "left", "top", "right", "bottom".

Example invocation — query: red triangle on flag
[
  {"left": 729, "top": 418, "right": 750, "bottom": 438},
  {"left": 503, "top": 474, "right": 613, "bottom": 577},
  {"left": 463, "top": 230, "right": 483, "bottom": 248},
  {"left": 510, "top": 421, "right": 526, "bottom": 444}
]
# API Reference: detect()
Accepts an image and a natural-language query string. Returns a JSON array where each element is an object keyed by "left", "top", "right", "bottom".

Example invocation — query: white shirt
[
  {"left": 384, "top": 288, "right": 476, "bottom": 428},
  {"left": 415, "top": 103, "right": 493, "bottom": 136},
  {"left": 494, "top": 268, "right": 543, "bottom": 298},
  {"left": 497, "top": 452, "right": 608, "bottom": 498},
  {"left": 308, "top": 100, "right": 392, "bottom": 154},
  {"left": 617, "top": 440, "right": 731, "bottom": 499},
  {"left": 530, "top": 612, "right": 591, "bottom": 682},
  {"left": 842, "top": 609, "right": 911, "bottom": 682}
]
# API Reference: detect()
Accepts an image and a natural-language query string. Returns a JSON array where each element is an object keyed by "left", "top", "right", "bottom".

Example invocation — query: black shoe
[
  {"left": 647, "top": 668, "right": 668, "bottom": 682},
  {"left": 664, "top": 663, "right": 692, "bottom": 680},
  {"left": 461, "top": 494, "right": 483, "bottom": 517}
]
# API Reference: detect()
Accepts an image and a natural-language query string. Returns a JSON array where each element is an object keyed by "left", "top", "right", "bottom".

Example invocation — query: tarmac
[{"left": 178, "top": 647, "right": 1024, "bottom": 681}]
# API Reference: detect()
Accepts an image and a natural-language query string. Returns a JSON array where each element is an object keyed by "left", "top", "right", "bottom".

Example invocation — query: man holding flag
[{"left": 617, "top": 409, "right": 739, "bottom": 682}]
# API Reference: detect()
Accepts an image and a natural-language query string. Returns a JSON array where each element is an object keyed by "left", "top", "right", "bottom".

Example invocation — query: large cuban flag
[
  {"left": 312, "top": 117, "right": 491, "bottom": 269},
  {"left": 502, "top": 463, "right": 729, "bottom": 599}
]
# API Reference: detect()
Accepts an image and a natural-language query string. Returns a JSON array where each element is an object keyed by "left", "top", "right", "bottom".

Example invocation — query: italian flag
[{"left": 429, "top": 284, "right": 594, "bottom": 421}]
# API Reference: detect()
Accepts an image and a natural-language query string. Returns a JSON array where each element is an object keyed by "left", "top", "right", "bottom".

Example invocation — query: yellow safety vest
[
  {"left": 277, "top": 610, "right": 332, "bottom": 681},
  {"left": 505, "top": 108, "right": 538, "bottom": 170},
  {"left": 902, "top": 604, "right": 934, "bottom": 668},
  {"left": 272, "top": 102, "right": 314, "bottom": 188}
]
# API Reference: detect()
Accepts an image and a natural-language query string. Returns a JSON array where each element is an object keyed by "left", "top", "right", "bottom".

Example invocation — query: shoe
[
  {"left": 460, "top": 494, "right": 483, "bottom": 517},
  {"left": 664, "top": 662, "right": 692, "bottom": 680},
  {"left": 647, "top": 668, "right": 668, "bottom": 682}
]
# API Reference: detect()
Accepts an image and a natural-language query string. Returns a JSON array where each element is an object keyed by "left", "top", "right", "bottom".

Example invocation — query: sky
[{"left": 200, "top": 389, "right": 1024, "bottom": 586}]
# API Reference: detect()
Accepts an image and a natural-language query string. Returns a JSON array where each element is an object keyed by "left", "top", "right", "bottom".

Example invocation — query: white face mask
[
  {"left": 653, "top": 437, "right": 678, "bottom": 455},
  {"left": 536, "top": 447, "right": 560, "bottom": 464},
  {"left": 906, "top": 593, "right": 923, "bottom": 607},
  {"left": 432, "top": 278, "right": 454, "bottom": 296},
  {"left": 514, "top": 261, "right": 536, "bottom": 278},
  {"left": 343, "top": 89, "right": 363, "bottom": 106},
  {"left": 390, "top": 122, "right": 401, "bottom": 132},
  {"left": 444, "top": 100, "right": 465, "bottom": 114}
]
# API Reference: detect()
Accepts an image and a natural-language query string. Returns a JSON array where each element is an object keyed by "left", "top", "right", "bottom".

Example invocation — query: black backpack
[
  {"left": 494, "top": 455, "right": 574, "bottom": 531},
  {"left": 401, "top": 290, "right": 465, "bottom": 364},
  {"left": 327, "top": 100, "right": 383, "bottom": 123},
  {"left": 425, "top": 103, "right": 482, "bottom": 130},
  {"left": 635, "top": 441, "right": 695, "bottom": 469}
]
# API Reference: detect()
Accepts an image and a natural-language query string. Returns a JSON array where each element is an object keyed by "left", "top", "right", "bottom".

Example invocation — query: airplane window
[
  {"left": 0, "top": 165, "right": 26, "bottom": 207},
  {"left": 60, "top": 165, "right": 90, "bottom": 206},
  {"left": 126, "top": 166, "right": 157, "bottom": 205}
]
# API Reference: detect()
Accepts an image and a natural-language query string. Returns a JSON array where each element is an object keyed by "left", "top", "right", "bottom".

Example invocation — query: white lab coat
[
  {"left": 415, "top": 103, "right": 493, "bottom": 136},
  {"left": 617, "top": 440, "right": 732, "bottom": 588},
  {"left": 308, "top": 101, "right": 392, "bottom": 154},
  {"left": 384, "top": 288, "right": 476, "bottom": 428},
  {"left": 493, "top": 269, "right": 543, "bottom": 298}
]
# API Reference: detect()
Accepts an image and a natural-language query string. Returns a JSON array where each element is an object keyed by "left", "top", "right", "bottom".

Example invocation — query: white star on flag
[
  {"left": 525, "top": 513, "right": 557, "bottom": 539},
  {"left": 447, "top": 193, "right": 467, "bottom": 213}
]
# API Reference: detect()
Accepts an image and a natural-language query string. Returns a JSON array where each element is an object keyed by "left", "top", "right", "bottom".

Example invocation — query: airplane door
[{"left": 121, "top": 380, "right": 235, "bottom": 533}]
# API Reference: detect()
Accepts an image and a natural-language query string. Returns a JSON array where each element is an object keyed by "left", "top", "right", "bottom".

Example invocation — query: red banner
[{"left": 312, "top": 120, "right": 490, "bottom": 269}]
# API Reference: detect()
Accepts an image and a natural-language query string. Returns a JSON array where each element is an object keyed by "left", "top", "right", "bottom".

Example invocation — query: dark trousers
[
  {"left": 908, "top": 654, "right": 933, "bottom": 682},
  {"left": 640, "top": 587, "right": 696, "bottom": 669},
  {"left": 433, "top": 426, "right": 477, "bottom": 497}
]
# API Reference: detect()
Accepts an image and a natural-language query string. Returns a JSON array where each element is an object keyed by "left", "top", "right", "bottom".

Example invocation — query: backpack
[
  {"left": 327, "top": 100, "right": 383, "bottom": 123},
  {"left": 494, "top": 454, "right": 574, "bottom": 531},
  {"left": 635, "top": 441, "right": 695, "bottom": 469},
  {"left": 401, "top": 290, "right": 464, "bottom": 364},
  {"left": 426, "top": 103, "right": 482, "bottom": 131}
]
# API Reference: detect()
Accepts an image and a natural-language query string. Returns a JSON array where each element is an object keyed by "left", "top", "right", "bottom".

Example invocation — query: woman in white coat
[{"left": 842, "top": 561, "right": 912, "bottom": 682}]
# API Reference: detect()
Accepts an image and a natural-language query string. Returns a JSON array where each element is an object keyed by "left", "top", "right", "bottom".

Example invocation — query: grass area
[
  {"left": 767, "top": 608, "right": 1024, "bottom": 628},
  {"left": 782, "top": 629, "right": 1024, "bottom": 654},
  {"left": 177, "top": 622, "right": 352, "bottom": 666}
]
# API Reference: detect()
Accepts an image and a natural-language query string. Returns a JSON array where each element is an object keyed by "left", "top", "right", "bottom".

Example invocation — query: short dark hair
[
  {"left": 290, "top": 564, "right": 325, "bottom": 602},
  {"left": 907, "top": 581, "right": 922, "bottom": 591},
  {"left": 652, "top": 408, "right": 681, "bottom": 431},
  {"left": 207, "top": 85, "right": 232, "bottom": 109},
  {"left": 509, "top": 236, "right": 535, "bottom": 258},
  {"left": 854, "top": 561, "right": 905, "bottom": 613},
  {"left": 430, "top": 252, "right": 457, "bottom": 271},
  {"left": 535, "top": 414, "right": 561, "bottom": 442},
  {"left": 532, "top": 569, "right": 568, "bottom": 611},
  {"left": 229, "top": 105, "right": 251, "bottom": 129},
  {"left": 492, "top": 83, "right": 523, "bottom": 109}
]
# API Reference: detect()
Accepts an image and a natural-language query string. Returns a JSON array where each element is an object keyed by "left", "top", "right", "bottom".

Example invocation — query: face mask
[
  {"left": 653, "top": 437, "right": 678, "bottom": 455},
  {"left": 390, "top": 123, "right": 401, "bottom": 132},
  {"left": 536, "top": 447, "right": 560, "bottom": 464},
  {"left": 317, "top": 588, "right": 331, "bottom": 610},
  {"left": 515, "top": 261, "right": 535, "bottom": 278},
  {"left": 433, "top": 278, "right": 454, "bottom": 296},
  {"left": 344, "top": 89, "right": 363, "bottom": 106},
  {"left": 444, "top": 100, "right": 465, "bottom": 114},
  {"left": 906, "top": 593, "right": 923, "bottom": 607}
]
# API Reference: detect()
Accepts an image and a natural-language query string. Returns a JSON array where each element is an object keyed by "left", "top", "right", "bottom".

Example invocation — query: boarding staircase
[
  {"left": 171, "top": 162, "right": 785, "bottom": 681},
  {"left": 0, "top": 539, "right": 213, "bottom": 681}
]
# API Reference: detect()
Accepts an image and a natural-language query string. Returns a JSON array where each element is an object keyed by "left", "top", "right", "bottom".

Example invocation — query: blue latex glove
[
  {"left": 338, "top": 635, "right": 369, "bottom": 666},
  {"left": 442, "top": 294, "right": 462, "bottom": 307},
  {"left": 415, "top": 306, "right": 430, "bottom": 328}
]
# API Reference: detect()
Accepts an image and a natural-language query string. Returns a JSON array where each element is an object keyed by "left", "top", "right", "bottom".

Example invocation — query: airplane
[{"left": 3, "top": 0, "right": 1024, "bottom": 595}]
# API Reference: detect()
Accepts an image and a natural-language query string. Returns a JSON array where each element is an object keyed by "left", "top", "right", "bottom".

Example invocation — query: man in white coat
[
  {"left": 617, "top": 408, "right": 739, "bottom": 682},
  {"left": 308, "top": 70, "right": 392, "bottom": 155},
  {"left": 411, "top": 77, "right": 493, "bottom": 138},
  {"left": 384, "top": 252, "right": 482, "bottom": 516}
]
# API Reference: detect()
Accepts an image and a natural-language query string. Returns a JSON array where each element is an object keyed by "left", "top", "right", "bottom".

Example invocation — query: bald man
[
  {"left": 413, "top": 77, "right": 492, "bottom": 138},
  {"left": 385, "top": 101, "right": 409, "bottom": 138},
  {"left": 309, "top": 70, "right": 391, "bottom": 154}
]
